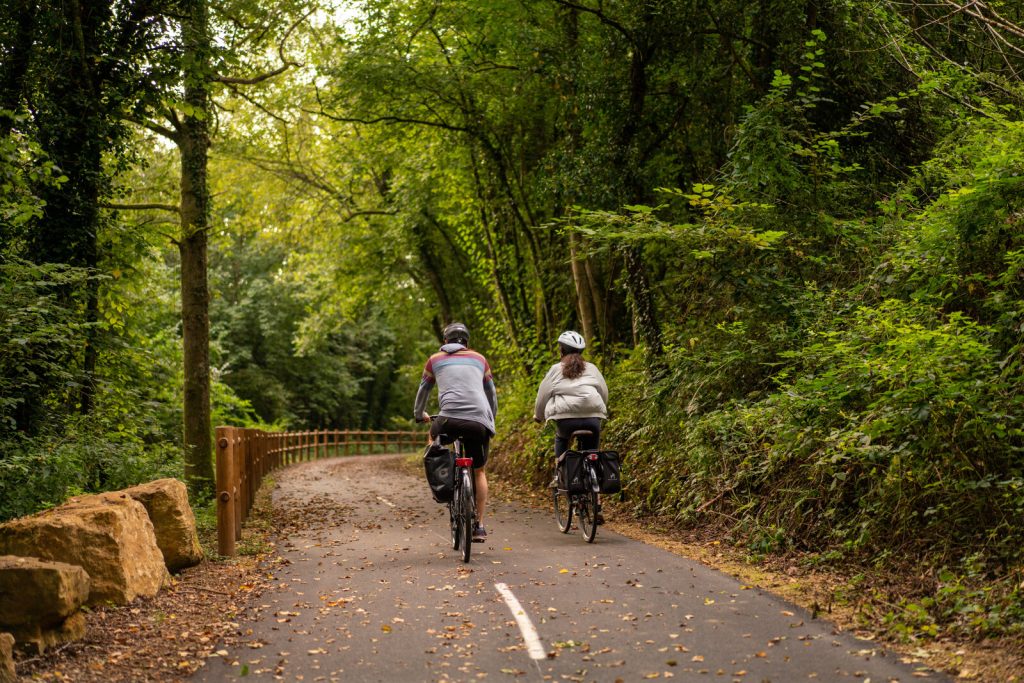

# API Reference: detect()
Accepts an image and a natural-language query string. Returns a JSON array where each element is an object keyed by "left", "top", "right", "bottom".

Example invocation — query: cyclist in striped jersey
[{"left": 414, "top": 322, "right": 497, "bottom": 541}]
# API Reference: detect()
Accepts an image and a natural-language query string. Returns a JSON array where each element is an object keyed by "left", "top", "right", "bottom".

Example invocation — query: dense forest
[{"left": 3, "top": 0, "right": 1024, "bottom": 641}]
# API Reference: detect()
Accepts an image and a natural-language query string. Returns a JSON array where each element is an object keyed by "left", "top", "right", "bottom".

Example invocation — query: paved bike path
[{"left": 194, "top": 455, "right": 945, "bottom": 682}]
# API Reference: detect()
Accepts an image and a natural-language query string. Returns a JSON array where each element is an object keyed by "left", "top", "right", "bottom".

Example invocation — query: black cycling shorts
[{"left": 430, "top": 416, "right": 491, "bottom": 469}]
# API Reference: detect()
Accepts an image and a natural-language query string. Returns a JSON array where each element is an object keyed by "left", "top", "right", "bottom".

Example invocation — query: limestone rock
[
  {"left": 0, "top": 555, "right": 90, "bottom": 627},
  {"left": 123, "top": 478, "right": 203, "bottom": 571},
  {"left": 0, "top": 493, "right": 169, "bottom": 605},
  {"left": 7, "top": 612, "right": 86, "bottom": 656},
  {"left": 0, "top": 632, "right": 15, "bottom": 683}
]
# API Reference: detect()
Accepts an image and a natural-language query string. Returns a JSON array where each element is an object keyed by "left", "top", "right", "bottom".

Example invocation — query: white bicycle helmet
[{"left": 557, "top": 330, "right": 586, "bottom": 351}]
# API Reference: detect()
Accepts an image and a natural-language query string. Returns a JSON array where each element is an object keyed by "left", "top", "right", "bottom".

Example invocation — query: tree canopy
[{"left": 3, "top": 0, "right": 1024, "bottom": 641}]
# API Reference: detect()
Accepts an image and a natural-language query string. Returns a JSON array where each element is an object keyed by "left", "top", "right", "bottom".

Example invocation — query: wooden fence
[{"left": 214, "top": 427, "right": 426, "bottom": 557}]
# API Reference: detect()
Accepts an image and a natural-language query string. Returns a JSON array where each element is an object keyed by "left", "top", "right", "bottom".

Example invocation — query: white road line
[
  {"left": 494, "top": 582, "right": 547, "bottom": 660},
  {"left": 376, "top": 495, "right": 396, "bottom": 508}
]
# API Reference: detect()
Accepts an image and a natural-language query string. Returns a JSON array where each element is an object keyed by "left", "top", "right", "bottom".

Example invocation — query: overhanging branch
[
  {"left": 215, "top": 61, "right": 294, "bottom": 85},
  {"left": 102, "top": 201, "right": 181, "bottom": 214},
  {"left": 125, "top": 114, "right": 180, "bottom": 143},
  {"left": 551, "top": 0, "right": 634, "bottom": 45},
  {"left": 213, "top": 10, "right": 312, "bottom": 85}
]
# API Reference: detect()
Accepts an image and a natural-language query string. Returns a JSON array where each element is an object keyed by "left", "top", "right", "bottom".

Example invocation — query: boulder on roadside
[
  {"left": 0, "top": 632, "right": 15, "bottom": 683},
  {"left": 0, "top": 555, "right": 90, "bottom": 627},
  {"left": 5, "top": 612, "right": 86, "bottom": 657},
  {"left": 0, "top": 493, "right": 169, "bottom": 605},
  {"left": 122, "top": 478, "right": 203, "bottom": 571}
]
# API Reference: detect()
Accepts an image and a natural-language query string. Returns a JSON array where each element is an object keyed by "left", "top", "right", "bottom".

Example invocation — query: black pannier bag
[
  {"left": 597, "top": 450, "right": 622, "bottom": 494},
  {"left": 558, "top": 450, "right": 587, "bottom": 494},
  {"left": 423, "top": 443, "right": 455, "bottom": 503}
]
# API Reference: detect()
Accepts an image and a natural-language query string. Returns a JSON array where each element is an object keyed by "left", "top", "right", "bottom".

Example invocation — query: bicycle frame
[
  {"left": 442, "top": 434, "right": 476, "bottom": 562},
  {"left": 554, "top": 445, "right": 601, "bottom": 543}
]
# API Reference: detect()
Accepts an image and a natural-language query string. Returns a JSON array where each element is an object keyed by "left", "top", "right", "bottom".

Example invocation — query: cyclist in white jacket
[{"left": 534, "top": 331, "right": 609, "bottom": 520}]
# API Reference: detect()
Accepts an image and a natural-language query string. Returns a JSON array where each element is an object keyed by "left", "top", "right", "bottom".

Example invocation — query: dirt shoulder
[{"left": 13, "top": 483, "right": 280, "bottom": 683}]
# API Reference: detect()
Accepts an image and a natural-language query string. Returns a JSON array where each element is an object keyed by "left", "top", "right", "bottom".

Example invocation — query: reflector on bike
[{"left": 454, "top": 457, "right": 473, "bottom": 467}]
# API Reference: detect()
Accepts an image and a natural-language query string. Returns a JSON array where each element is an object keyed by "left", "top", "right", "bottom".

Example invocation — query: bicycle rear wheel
[
  {"left": 578, "top": 467, "right": 598, "bottom": 543},
  {"left": 554, "top": 490, "right": 572, "bottom": 533},
  {"left": 460, "top": 470, "right": 474, "bottom": 562},
  {"left": 450, "top": 499, "right": 460, "bottom": 550}
]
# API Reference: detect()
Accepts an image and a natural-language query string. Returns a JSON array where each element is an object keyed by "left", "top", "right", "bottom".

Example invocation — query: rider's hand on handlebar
[{"left": 416, "top": 413, "right": 432, "bottom": 424}]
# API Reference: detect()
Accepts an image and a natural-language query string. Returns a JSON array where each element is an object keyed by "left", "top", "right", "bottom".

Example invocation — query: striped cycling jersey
[{"left": 415, "top": 343, "right": 496, "bottom": 435}]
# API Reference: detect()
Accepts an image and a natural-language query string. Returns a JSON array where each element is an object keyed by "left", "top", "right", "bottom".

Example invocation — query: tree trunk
[
  {"left": 615, "top": 3, "right": 664, "bottom": 369},
  {"left": 623, "top": 244, "right": 662, "bottom": 358},
  {"left": 560, "top": 6, "right": 603, "bottom": 349},
  {"left": 468, "top": 144, "right": 530, "bottom": 373},
  {"left": 0, "top": 0, "right": 37, "bottom": 135},
  {"left": 178, "top": 0, "right": 214, "bottom": 497},
  {"left": 569, "top": 231, "right": 597, "bottom": 345},
  {"left": 415, "top": 215, "right": 454, "bottom": 324}
]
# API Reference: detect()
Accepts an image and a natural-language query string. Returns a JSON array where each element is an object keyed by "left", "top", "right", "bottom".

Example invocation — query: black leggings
[{"left": 553, "top": 417, "right": 602, "bottom": 457}]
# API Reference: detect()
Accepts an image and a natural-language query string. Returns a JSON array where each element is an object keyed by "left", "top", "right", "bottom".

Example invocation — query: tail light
[{"left": 455, "top": 458, "right": 473, "bottom": 467}]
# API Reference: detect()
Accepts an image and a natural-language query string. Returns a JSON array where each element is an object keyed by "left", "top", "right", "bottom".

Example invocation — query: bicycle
[
  {"left": 425, "top": 419, "right": 477, "bottom": 563},
  {"left": 553, "top": 429, "right": 601, "bottom": 543}
]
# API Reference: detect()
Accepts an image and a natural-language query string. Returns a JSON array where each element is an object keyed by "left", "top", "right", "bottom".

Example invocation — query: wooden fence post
[
  {"left": 246, "top": 428, "right": 255, "bottom": 518},
  {"left": 215, "top": 426, "right": 236, "bottom": 557},
  {"left": 258, "top": 430, "right": 266, "bottom": 483},
  {"left": 234, "top": 431, "right": 244, "bottom": 540}
]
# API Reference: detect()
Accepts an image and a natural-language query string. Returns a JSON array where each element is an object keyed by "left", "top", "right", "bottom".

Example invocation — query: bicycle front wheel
[
  {"left": 579, "top": 468, "right": 599, "bottom": 543},
  {"left": 554, "top": 489, "right": 572, "bottom": 533},
  {"left": 460, "top": 470, "right": 474, "bottom": 562}
]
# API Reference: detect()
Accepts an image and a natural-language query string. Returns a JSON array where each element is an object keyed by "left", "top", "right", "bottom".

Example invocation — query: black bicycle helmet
[{"left": 443, "top": 322, "right": 470, "bottom": 345}]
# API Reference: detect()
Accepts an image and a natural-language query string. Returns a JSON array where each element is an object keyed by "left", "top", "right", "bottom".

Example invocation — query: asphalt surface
[{"left": 193, "top": 454, "right": 946, "bottom": 682}]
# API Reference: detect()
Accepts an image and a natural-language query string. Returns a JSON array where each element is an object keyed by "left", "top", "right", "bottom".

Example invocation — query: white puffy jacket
[{"left": 533, "top": 361, "right": 608, "bottom": 421}]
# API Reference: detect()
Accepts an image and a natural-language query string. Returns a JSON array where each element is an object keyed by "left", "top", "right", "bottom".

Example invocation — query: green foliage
[
  {"left": 0, "top": 259, "right": 91, "bottom": 434},
  {"left": 0, "top": 115, "right": 66, "bottom": 241},
  {"left": 0, "top": 419, "right": 182, "bottom": 521},
  {"left": 882, "top": 561, "right": 1024, "bottom": 641},
  {"left": 0, "top": 255, "right": 187, "bottom": 520}
]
